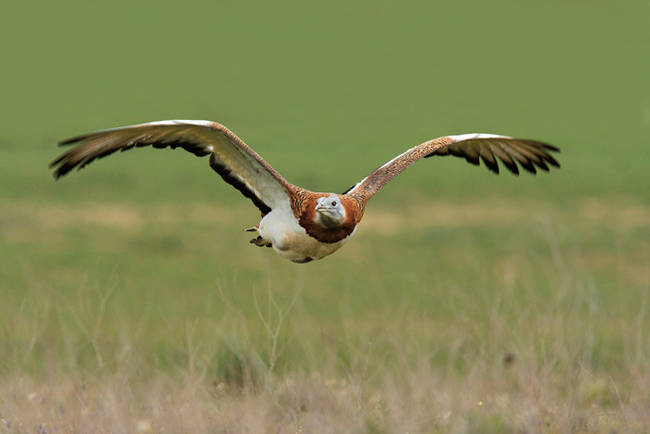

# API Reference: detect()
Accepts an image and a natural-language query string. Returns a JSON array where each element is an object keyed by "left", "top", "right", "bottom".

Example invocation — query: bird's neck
[
  {"left": 317, "top": 212, "right": 343, "bottom": 229},
  {"left": 291, "top": 190, "right": 364, "bottom": 243}
]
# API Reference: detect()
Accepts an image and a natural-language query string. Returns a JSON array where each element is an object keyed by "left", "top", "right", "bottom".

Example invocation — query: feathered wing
[
  {"left": 50, "top": 120, "right": 295, "bottom": 215},
  {"left": 344, "top": 133, "right": 560, "bottom": 200}
]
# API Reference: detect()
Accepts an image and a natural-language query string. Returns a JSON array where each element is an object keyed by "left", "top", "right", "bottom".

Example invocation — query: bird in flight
[{"left": 50, "top": 120, "right": 560, "bottom": 263}]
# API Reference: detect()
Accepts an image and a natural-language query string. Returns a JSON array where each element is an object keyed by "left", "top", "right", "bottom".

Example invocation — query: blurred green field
[{"left": 1, "top": 0, "right": 649, "bottom": 431}]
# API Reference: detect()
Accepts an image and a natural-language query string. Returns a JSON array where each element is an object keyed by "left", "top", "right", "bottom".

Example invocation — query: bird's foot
[{"left": 249, "top": 235, "right": 272, "bottom": 248}]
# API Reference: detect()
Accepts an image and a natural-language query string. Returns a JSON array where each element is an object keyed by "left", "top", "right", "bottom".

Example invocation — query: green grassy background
[{"left": 1, "top": 0, "right": 648, "bottom": 431}]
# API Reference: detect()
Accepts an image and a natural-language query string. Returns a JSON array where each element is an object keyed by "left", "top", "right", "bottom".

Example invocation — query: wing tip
[
  {"left": 49, "top": 164, "right": 66, "bottom": 179},
  {"left": 542, "top": 143, "right": 560, "bottom": 152},
  {"left": 59, "top": 137, "right": 79, "bottom": 146},
  {"left": 58, "top": 133, "right": 95, "bottom": 146}
]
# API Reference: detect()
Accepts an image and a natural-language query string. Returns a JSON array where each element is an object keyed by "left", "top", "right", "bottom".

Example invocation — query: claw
[{"left": 250, "top": 235, "right": 271, "bottom": 248}]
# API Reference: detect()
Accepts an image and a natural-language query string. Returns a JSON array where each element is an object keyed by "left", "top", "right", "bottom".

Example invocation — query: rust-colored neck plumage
[{"left": 290, "top": 189, "right": 365, "bottom": 243}]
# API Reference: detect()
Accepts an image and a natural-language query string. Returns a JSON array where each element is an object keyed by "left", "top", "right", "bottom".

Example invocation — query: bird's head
[{"left": 314, "top": 194, "right": 346, "bottom": 228}]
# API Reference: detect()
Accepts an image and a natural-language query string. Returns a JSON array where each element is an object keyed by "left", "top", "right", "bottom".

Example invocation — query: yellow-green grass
[{"left": 1, "top": 196, "right": 648, "bottom": 431}]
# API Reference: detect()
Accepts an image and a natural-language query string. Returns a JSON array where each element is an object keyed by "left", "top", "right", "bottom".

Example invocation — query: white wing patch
[
  {"left": 449, "top": 133, "right": 510, "bottom": 142},
  {"left": 377, "top": 146, "right": 417, "bottom": 170},
  {"left": 75, "top": 120, "right": 219, "bottom": 136},
  {"left": 346, "top": 176, "right": 367, "bottom": 194},
  {"left": 142, "top": 120, "right": 216, "bottom": 127}
]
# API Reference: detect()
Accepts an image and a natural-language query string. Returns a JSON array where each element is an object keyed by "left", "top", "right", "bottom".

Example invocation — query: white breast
[{"left": 258, "top": 203, "right": 349, "bottom": 262}]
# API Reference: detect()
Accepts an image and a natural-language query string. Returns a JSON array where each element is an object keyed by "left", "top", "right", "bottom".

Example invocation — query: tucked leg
[{"left": 249, "top": 235, "right": 272, "bottom": 248}]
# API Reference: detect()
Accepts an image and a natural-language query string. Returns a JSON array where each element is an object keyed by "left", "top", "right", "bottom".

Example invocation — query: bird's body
[
  {"left": 50, "top": 120, "right": 560, "bottom": 263},
  {"left": 257, "top": 198, "right": 350, "bottom": 263}
]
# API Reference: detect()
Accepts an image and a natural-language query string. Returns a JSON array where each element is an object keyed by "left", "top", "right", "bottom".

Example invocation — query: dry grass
[
  {"left": 1, "top": 279, "right": 648, "bottom": 433},
  {"left": 1, "top": 361, "right": 648, "bottom": 433}
]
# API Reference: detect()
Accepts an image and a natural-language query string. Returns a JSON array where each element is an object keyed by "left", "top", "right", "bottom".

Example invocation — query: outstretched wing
[
  {"left": 50, "top": 120, "right": 295, "bottom": 215},
  {"left": 344, "top": 133, "right": 560, "bottom": 199}
]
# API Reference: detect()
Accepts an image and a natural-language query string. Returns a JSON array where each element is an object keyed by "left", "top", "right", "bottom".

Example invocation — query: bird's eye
[{"left": 331, "top": 201, "right": 337, "bottom": 206}]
